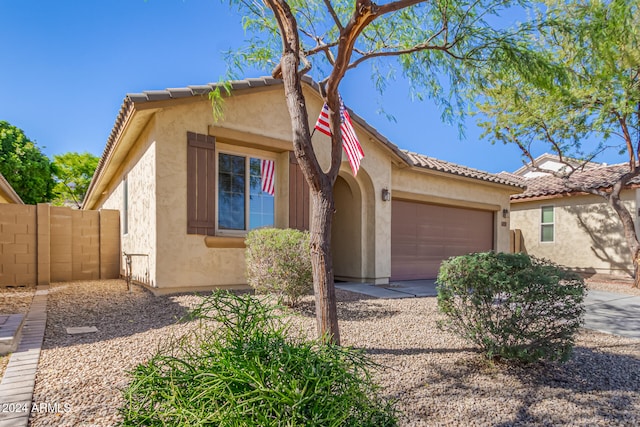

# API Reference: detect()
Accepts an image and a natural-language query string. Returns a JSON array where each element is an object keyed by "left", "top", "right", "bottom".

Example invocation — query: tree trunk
[
  {"left": 274, "top": 29, "right": 342, "bottom": 344},
  {"left": 309, "top": 188, "right": 340, "bottom": 343},
  {"left": 608, "top": 194, "right": 640, "bottom": 288}
]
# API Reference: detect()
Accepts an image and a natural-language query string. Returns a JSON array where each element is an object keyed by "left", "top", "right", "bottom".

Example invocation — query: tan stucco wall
[
  {"left": 153, "top": 90, "right": 294, "bottom": 291},
  {"left": 510, "top": 191, "right": 637, "bottom": 276},
  {"left": 0, "top": 174, "right": 22, "bottom": 204},
  {"left": 101, "top": 120, "right": 157, "bottom": 285},
  {"left": 0, "top": 192, "right": 12, "bottom": 204},
  {"left": 93, "top": 83, "right": 520, "bottom": 291},
  {"left": 308, "top": 95, "right": 393, "bottom": 283}
]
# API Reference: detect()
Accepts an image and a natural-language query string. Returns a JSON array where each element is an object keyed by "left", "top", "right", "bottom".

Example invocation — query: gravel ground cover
[
  {"left": 0, "top": 285, "right": 36, "bottom": 379},
  {"left": 585, "top": 276, "right": 640, "bottom": 296},
  {"left": 27, "top": 280, "right": 640, "bottom": 426}
]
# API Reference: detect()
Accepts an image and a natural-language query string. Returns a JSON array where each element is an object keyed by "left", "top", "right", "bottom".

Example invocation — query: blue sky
[{"left": 0, "top": 0, "right": 627, "bottom": 174}]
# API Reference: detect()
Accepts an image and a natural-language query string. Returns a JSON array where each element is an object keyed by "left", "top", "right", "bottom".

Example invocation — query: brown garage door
[{"left": 391, "top": 200, "right": 494, "bottom": 281}]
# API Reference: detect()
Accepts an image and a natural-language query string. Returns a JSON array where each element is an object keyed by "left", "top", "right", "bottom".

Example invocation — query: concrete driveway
[
  {"left": 335, "top": 280, "right": 640, "bottom": 339},
  {"left": 583, "top": 290, "right": 640, "bottom": 339}
]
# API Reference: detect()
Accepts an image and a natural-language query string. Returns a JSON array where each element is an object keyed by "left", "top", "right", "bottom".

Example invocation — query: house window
[
  {"left": 540, "top": 205, "right": 554, "bottom": 242},
  {"left": 217, "top": 153, "right": 274, "bottom": 233}
]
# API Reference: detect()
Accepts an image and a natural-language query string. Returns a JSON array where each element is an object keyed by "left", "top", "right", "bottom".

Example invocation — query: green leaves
[
  {"left": 51, "top": 151, "right": 99, "bottom": 208},
  {"left": 245, "top": 228, "right": 313, "bottom": 307},
  {"left": 224, "top": 0, "right": 536, "bottom": 125},
  {"left": 120, "top": 291, "right": 398, "bottom": 426},
  {"left": 478, "top": 0, "right": 640, "bottom": 163},
  {"left": 0, "top": 120, "right": 54, "bottom": 204},
  {"left": 436, "top": 252, "right": 586, "bottom": 363}
]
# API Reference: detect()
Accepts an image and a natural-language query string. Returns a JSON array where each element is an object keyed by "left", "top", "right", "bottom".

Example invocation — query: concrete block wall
[
  {"left": 0, "top": 205, "right": 37, "bottom": 286},
  {"left": 0, "top": 204, "right": 120, "bottom": 286},
  {"left": 50, "top": 206, "right": 73, "bottom": 282},
  {"left": 71, "top": 209, "right": 100, "bottom": 281},
  {"left": 99, "top": 210, "right": 121, "bottom": 279}
]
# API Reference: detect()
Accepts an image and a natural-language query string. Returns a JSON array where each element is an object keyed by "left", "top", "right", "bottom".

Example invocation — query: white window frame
[
  {"left": 540, "top": 205, "right": 554, "bottom": 243},
  {"left": 215, "top": 145, "right": 277, "bottom": 237}
]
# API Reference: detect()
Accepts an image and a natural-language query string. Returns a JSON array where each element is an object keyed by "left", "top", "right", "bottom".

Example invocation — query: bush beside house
[
  {"left": 436, "top": 252, "right": 586, "bottom": 363},
  {"left": 245, "top": 228, "right": 313, "bottom": 307}
]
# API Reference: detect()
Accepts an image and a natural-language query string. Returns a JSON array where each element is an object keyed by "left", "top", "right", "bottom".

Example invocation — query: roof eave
[
  {"left": 511, "top": 183, "right": 640, "bottom": 202},
  {"left": 0, "top": 173, "right": 23, "bottom": 204},
  {"left": 408, "top": 164, "right": 526, "bottom": 191}
]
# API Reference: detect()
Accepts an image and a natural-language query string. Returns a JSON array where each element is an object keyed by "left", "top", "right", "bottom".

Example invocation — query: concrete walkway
[
  {"left": 584, "top": 290, "right": 640, "bottom": 339},
  {"left": 336, "top": 280, "right": 640, "bottom": 339},
  {"left": 0, "top": 285, "right": 48, "bottom": 427}
]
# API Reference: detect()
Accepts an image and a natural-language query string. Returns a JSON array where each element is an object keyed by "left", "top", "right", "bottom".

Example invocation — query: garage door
[{"left": 391, "top": 200, "right": 494, "bottom": 281}]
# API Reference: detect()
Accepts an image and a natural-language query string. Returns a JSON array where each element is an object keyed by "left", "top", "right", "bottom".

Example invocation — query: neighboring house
[
  {"left": 83, "top": 76, "right": 523, "bottom": 294},
  {"left": 0, "top": 172, "right": 23, "bottom": 204},
  {"left": 509, "top": 154, "right": 639, "bottom": 277}
]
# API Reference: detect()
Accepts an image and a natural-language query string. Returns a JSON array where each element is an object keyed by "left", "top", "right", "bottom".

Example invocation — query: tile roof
[
  {"left": 402, "top": 151, "right": 524, "bottom": 187},
  {"left": 512, "top": 163, "right": 640, "bottom": 200},
  {"left": 88, "top": 76, "right": 523, "bottom": 206}
]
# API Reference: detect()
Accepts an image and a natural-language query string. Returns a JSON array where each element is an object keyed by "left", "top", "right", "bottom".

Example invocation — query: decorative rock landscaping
[{"left": 0, "top": 279, "right": 637, "bottom": 426}]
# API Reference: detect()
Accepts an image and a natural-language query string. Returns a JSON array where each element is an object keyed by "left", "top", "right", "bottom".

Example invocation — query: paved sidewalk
[
  {"left": 336, "top": 280, "right": 640, "bottom": 339},
  {"left": 584, "top": 290, "right": 640, "bottom": 339},
  {"left": 0, "top": 285, "right": 48, "bottom": 427}
]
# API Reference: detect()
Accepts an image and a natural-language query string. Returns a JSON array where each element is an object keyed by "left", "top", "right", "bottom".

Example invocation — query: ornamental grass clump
[
  {"left": 119, "top": 291, "right": 398, "bottom": 427},
  {"left": 245, "top": 227, "right": 313, "bottom": 307},
  {"left": 436, "top": 252, "right": 586, "bottom": 363}
]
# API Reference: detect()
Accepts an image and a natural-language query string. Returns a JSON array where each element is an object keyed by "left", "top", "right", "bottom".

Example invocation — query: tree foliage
[
  {"left": 51, "top": 151, "right": 99, "bottom": 208},
  {"left": 479, "top": 0, "right": 639, "bottom": 163},
  {"left": 221, "top": 0, "right": 540, "bottom": 343},
  {"left": 478, "top": 0, "right": 640, "bottom": 285},
  {"left": 223, "top": 0, "right": 538, "bottom": 127},
  {"left": 0, "top": 120, "right": 53, "bottom": 204}
]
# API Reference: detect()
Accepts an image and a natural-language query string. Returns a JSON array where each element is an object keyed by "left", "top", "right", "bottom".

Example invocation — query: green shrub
[
  {"left": 436, "top": 252, "right": 586, "bottom": 363},
  {"left": 120, "top": 291, "right": 398, "bottom": 427},
  {"left": 245, "top": 227, "right": 313, "bottom": 307}
]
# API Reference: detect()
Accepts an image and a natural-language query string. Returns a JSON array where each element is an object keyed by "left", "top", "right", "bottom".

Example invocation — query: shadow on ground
[
  {"left": 292, "top": 290, "right": 401, "bottom": 321},
  {"left": 416, "top": 343, "right": 640, "bottom": 426},
  {"left": 41, "top": 281, "right": 204, "bottom": 350}
]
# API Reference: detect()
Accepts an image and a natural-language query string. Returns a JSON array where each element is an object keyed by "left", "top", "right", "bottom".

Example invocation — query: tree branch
[
  {"left": 347, "top": 39, "right": 463, "bottom": 70},
  {"left": 322, "top": 0, "right": 344, "bottom": 31},
  {"left": 614, "top": 110, "right": 636, "bottom": 169},
  {"left": 376, "top": 0, "right": 426, "bottom": 15}
]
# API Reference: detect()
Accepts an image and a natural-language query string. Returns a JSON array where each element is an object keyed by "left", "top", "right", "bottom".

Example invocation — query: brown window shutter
[
  {"left": 288, "top": 152, "right": 310, "bottom": 231},
  {"left": 187, "top": 132, "right": 216, "bottom": 235}
]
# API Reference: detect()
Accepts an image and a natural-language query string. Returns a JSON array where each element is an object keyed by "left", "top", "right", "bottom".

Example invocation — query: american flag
[
  {"left": 314, "top": 98, "right": 364, "bottom": 176},
  {"left": 261, "top": 159, "right": 275, "bottom": 196}
]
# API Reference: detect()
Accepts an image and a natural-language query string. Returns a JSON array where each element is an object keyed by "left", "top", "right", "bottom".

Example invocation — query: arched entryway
[{"left": 331, "top": 175, "right": 362, "bottom": 281}]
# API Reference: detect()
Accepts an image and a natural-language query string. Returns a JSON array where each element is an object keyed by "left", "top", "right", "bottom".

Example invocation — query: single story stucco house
[
  {"left": 0, "top": 172, "right": 23, "bottom": 204},
  {"left": 508, "top": 154, "right": 639, "bottom": 277},
  {"left": 83, "top": 76, "right": 524, "bottom": 294}
]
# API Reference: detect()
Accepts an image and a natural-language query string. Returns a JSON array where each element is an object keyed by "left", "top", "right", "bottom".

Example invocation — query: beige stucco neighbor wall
[
  {"left": 0, "top": 192, "right": 13, "bottom": 204},
  {"left": 101, "top": 123, "right": 157, "bottom": 286},
  {"left": 0, "top": 173, "right": 22, "bottom": 204},
  {"left": 510, "top": 191, "right": 637, "bottom": 276}
]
